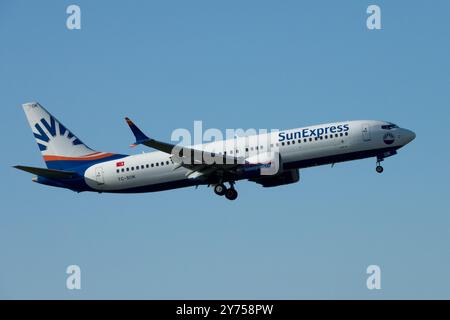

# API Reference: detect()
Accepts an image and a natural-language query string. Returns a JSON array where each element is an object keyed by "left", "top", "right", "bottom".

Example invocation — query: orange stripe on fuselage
[
  {"left": 43, "top": 153, "right": 115, "bottom": 162},
  {"left": 83, "top": 151, "right": 101, "bottom": 156}
]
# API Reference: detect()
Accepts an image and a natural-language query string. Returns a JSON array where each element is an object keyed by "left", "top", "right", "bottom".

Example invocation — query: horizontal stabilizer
[{"left": 14, "top": 165, "right": 78, "bottom": 180}]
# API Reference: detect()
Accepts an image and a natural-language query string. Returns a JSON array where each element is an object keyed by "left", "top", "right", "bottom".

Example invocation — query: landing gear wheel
[
  {"left": 376, "top": 165, "right": 384, "bottom": 173},
  {"left": 214, "top": 183, "right": 227, "bottom": 196},
  {"left": 225, "top": 188, "right": 238, "bottom": 200}
]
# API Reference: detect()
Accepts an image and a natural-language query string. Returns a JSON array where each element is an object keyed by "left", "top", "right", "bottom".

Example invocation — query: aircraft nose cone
[{"left": 404, "top": 129, "right": 416, "bottom": 144}]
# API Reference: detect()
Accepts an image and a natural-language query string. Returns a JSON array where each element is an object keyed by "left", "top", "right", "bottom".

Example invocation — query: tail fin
[{"left": 22, "top": 102, "right": 123, "bottom": 170}]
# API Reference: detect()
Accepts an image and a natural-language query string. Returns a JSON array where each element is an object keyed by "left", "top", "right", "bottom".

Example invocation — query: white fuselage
[{"left": 84, "top": 120, "right": 415, "bottom": 193}]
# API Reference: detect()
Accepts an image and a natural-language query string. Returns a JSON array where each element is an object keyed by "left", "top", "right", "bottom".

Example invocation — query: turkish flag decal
[{"left": 116, "top": 161, "right": 125, "bottom": 167}]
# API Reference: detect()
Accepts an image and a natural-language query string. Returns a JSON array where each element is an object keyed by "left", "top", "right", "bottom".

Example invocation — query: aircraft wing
[
  {"left": 125, "top": 117, "right": 244, "bottom": 167},
  {"left": 124, "top": 117, "right": 267, "bottom": 180}
]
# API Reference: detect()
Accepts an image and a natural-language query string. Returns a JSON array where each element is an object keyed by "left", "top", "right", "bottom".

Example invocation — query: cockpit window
[{"left": 381, "top": 123, "right": 399, "bottom": 130}]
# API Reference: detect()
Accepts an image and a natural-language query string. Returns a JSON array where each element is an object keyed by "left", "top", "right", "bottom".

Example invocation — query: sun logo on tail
[{"left": 33, "top": 116, "right": 86, "bottom": 152}]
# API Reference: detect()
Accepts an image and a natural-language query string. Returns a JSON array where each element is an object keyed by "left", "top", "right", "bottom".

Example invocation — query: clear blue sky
[{"left": 1, "top": 0, "right": 449, "bottom": 299}]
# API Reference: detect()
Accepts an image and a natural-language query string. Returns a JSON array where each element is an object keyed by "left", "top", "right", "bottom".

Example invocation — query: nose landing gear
[
  {"left": 376, "top": 156, "right": 384, "bottom": 173},
  {"left": 376, "top": 164, "right": 384, "bottom": 173}
]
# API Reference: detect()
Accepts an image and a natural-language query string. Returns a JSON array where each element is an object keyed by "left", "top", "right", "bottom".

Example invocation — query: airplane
[{"left": 15, "top": 102, "right": 416, "bottom": 200}]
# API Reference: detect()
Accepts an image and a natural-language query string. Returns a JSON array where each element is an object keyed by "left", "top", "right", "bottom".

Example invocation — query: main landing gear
[
  {"left": 214, "top": 183, "right": 226, "bottom": 196},
  {"left": 376, "top": 156, "right": 384, "bottom": 174},
  {"left": 214, "top": 182, "right": 238, "bottom": 200}
]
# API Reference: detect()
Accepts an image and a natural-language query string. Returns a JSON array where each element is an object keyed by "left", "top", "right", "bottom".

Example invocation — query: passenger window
[
  {"left": 156, "top": 163, "right": 159, "bottom": 167},
  {"left": 345, "top": 132, "right": 349, "bottom": 136},
  {"left": 131, "top": 167, "right": 135, "bottom": 171},
  {"left": 116, "top": 169, "right": 119, "bottom": 173},
  {"left": 340, "top": 133, "right": 343, "bottom": 137},
  {"left": 126, "top": 168, "right": 129, "bottom": 172},
  {"left": 245, "top": 148, "right": 249, "bottom": 152},
  {"left": 298, "top": 139, "right": 301, "bottom": 143},
  {"left": 146, "top": 164, "right": 149, "bottom": 168},
  {"left": 151, "top": 163, "right": 154, "bottom": 167},
  {"left": 121, "top": 168, "right": 124, "bottom": 172},
  {"left": 281, "top": 142, "right": 285, "bottom": 146},
  {"left": 160, "top": 162, "right": 164, "bottom": 166},
  {"left": 287, "top": 141, "right": 290, "bottom": 145},
  {"left": 166, "top": 161, "right": 169, "bottom": 165}
]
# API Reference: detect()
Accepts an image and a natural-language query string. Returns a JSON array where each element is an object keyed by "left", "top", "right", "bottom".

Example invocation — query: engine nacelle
[{"left": 250, "top": 168, "right": 300, "bottom": 188}]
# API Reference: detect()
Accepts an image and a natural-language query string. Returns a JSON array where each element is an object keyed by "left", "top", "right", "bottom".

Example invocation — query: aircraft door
[
  {"left": 95, "top": 167, "right": 105, "bottom": 185},
  {"left": 362, "top": 123, "right": 371, "bottom": 142}
]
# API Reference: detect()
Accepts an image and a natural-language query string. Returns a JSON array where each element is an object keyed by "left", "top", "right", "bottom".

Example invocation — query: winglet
[{"left": 125, "top": 117, "right": 150, "bottom": 147}]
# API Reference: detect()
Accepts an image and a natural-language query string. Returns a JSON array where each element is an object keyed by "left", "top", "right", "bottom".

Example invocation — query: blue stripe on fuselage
[
  {"left": 45, "top": 154, "right": 128, "bottom": 171},
  {"left": 40, "top": 154, "right": 128, "bottom": 192}
]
